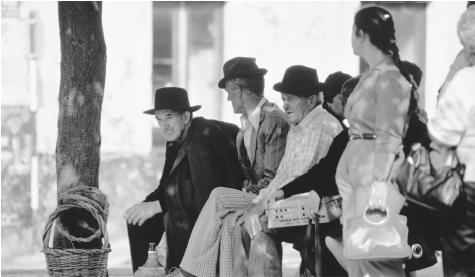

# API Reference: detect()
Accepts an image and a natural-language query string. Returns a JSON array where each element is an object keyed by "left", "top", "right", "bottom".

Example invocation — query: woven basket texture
[{"left": 42, "top": 186, "right": 111, "bottom": 277}]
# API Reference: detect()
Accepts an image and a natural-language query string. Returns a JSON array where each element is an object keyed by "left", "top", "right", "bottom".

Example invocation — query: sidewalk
[{"left": 2, "top": 240, "right": 442, "bottom": 277}]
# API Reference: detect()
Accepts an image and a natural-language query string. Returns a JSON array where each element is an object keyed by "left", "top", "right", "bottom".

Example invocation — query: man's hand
[
  {"left": 242, "top": 203, "right": 265, "bottom": 239},
  {"left": 242, "top": 180, "right": 260, "bottom": 195},
  {"left": 265, "top": 189, "right": 284, "bottom": 209},
  {"left": 124, "top": 201, "right": 162, "bottom": 226},
  {"left": 233, "top": 207, "right": 248, "bottom": 227}
]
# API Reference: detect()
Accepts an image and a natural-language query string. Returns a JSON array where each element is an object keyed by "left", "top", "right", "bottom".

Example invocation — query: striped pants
[{"left": 180, "top": 187, "right": 255, "bottom": 277}]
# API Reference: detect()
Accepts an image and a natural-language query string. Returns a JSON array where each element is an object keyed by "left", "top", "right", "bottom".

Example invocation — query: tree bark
[{"left": 56, "top": 1, "right": 106, "bottom": 194}]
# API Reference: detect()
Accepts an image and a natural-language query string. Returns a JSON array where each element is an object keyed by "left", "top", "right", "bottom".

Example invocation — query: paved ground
[{"left": 2, "top": 239, "right": 443, "bottom": 277}]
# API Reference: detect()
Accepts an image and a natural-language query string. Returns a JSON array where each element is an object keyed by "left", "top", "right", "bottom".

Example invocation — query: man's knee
[{"left": 209, "top": 187, "right": 235, "bottom": 209}]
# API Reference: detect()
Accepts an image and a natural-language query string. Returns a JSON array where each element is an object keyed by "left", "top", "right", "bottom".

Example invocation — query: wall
[
  {"left": 102, "top": 1, "right": 153, "bottom": 156},
  {"left": 425, "top": 1, "right": 467, "bottom": 117},
  {"left": 221, "top": 1, "right": 361, "bottom": 124}
]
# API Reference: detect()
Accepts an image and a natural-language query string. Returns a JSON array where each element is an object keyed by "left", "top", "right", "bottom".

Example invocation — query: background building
[{"left": 1, "top": 1, "right": 467, "bottom": 272}]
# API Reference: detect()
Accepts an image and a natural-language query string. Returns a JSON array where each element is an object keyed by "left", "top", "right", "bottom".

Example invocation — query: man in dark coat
[{"left": 125, "top": 87, "right": 244, "bottom": 272}]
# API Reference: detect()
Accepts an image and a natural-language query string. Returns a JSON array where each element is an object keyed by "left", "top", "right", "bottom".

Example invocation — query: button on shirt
[
  {"left": 240, "top": 98, "right": 266, "bottom": 159},
  {"left": 253, "top": 104, "right": 343, "bottom": 203}
]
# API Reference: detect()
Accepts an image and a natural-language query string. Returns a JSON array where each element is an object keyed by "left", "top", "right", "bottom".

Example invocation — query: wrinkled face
[
  {"left": 462, "top": 42, "right": 475, "bottom": 66},
  {"left": 328, "top": 93, "right": 344, "bottom": 117},
  {"left": 281, "top": 93, "right": 314, "bottom": 125},
  {"left": 154, "top": 109, "right": 189, "bottom": 141},
  {"left": 224, "top": 80, "right": 244, "bottom": 114}
]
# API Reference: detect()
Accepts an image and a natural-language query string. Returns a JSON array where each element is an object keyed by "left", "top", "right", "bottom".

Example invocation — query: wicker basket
[{"left": 42, "top": 187, "right": 111, "bottom": 277}]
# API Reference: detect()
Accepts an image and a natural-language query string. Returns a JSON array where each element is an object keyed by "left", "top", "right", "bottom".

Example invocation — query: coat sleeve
[
  {"left": 372, "top": 71, "right": 410, "bottom": 181},
  {"left": 143, "top": 184, "right": 167, "bottom": 213},
  {"left": 187, "top": 122, "right": 244, "bottom": 218},
  {"left": 246, "top": 114, "right": 289, "bottom": 194}
]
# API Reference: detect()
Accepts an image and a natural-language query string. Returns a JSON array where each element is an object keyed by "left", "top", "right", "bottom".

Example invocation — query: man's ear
[
  {"left": 309, "top": 94, "right": 319, "bottom": 107},
  {"left": 183, "top": 111, "right": 191, "bottom": 124}
]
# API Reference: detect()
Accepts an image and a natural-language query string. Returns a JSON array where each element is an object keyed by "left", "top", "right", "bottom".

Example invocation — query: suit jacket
[
  {"left": 237, "top": 100, "right": 289, "bottom": 194},
  {"left": 144, "top": 117, "right": 244, "bottom": 268}
]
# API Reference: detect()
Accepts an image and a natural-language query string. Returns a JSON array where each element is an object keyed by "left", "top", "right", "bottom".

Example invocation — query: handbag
[
  {"left": 343, "top": 206, "right": 412, "bottom": 261},
  {"left": 400, "top": 203, "right": 439, "bottom": 272},
  {"left": 395, "top": 143, "right": 465, "bottom": 211}
]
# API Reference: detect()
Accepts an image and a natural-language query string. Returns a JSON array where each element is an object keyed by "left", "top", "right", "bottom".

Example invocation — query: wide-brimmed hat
[
  {"left": 273, "top": 65, "right": 323, "bottom": 97},
  {"left": 143, "top": 87, "right": 201, "bottom": 115},
  {"left": 322, "top": 71, "right": 352, "bottom": 102},
  {"left": 218, "top": 57, "right": 267, "bottom": 88}
]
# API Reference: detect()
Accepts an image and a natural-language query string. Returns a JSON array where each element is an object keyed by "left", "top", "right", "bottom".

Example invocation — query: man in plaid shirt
[{"left": 234, "top": 65, "right": 343, "bottom": 277}]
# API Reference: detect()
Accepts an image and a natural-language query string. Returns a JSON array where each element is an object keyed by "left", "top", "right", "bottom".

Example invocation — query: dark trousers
[
  {"left": 442, "top": 181, "right": 475, "bottom": 277},
  {"left": 234, "top": 215, "right": 346, "bottom": 277},
  {"left": 127, "top": 213, "right": 165, "bottom": 272}
]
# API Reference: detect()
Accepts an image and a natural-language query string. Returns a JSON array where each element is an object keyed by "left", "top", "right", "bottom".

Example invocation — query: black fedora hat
[
  {"left": 143, "top": 87, "right": 201, "bottom": 115},
  {"left": 322, "top": 71, "right": 352, "bottom": 102},
  {"left": 273, "top": 65, "right": 323, "bottom": 97},
  {"left": 218, "top": 57, "right": 267, "bottom": 88}
]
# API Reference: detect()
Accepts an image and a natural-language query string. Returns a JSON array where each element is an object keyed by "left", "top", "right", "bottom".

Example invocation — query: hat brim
[
  {"left": 273, "top": 82, "right": 325, "bottom": 96},
  {"left": 218, "top": 68, "right": 268, "bottom": 89},
  {"left": 273, "top": 82, "right": 285, "bottom": 93},
  {"left": 143, "top": 105, "right": 201, "bottom": 115}
]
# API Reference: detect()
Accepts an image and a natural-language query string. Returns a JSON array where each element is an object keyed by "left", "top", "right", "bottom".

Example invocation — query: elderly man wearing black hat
[
  {"left": 174, "top": 57, "right": 289, "bottom": 277},
  {"left": 233, "top": 65, "right": 345, "bottom": 277},
  {"left": 124, "top": 87, "right": 245, "bottom": 273}
]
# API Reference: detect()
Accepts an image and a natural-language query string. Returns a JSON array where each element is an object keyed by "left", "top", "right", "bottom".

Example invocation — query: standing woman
[{"left": 335, "top": 6, "right": 417, "bottom": 276}]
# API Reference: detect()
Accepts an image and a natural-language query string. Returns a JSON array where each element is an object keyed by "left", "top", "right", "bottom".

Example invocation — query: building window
[
  {"left": 152, "top": 1, "right": 224, "bottom": 151},
  {"left": 1, "top": 2, "right": 21, "bottom": 18}
]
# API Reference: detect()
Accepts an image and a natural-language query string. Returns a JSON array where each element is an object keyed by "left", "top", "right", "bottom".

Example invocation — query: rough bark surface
[{"left": 56, "top": 1, "right": 106, "bottom": 194}]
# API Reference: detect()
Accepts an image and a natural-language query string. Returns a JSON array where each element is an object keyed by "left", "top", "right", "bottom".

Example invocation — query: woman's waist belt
[{"left": 349, "top": 133, "right": 376, "bottom": 140}]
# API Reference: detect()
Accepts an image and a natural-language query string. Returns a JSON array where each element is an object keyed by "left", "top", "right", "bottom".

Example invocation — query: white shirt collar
[{"left": 241, "top": 97, "right": 266, "bottom": 130}]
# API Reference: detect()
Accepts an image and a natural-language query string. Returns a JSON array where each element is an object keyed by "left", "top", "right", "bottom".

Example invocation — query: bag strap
[
  {"left": 301, "top": 215, "right": 322, "bottom": 277},
  {"left": 314, "top": 217, "right": 322, "bottom": 277},
  {"left": 302, "top": 220, "right": 311, "bottom": 275}
]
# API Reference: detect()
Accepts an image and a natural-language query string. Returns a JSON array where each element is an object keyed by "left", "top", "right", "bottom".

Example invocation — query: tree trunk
[{"left": 56, "top": 1, "right": 106, "bottom": 194}]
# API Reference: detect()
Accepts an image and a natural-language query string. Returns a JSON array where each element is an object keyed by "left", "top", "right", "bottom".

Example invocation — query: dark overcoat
[{"left": 145, "top": 117, "right": 244, "bottom": 268}]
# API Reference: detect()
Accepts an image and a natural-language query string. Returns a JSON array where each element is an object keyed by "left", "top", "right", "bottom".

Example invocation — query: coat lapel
[
  {"left": 167, "top": 122, "right": 194, "bottom": 181},
  {"left": 249, "top": 128, "right": 258, "bottom": 164},
  {"left": 169, "top": 146, "right": 187, "bottom": 177},
  {"left": 249, "top": 101, "right": 268, "bottom": 165},
  {"left": 236, "top": 130, "right": 244, "bottom": 162}
]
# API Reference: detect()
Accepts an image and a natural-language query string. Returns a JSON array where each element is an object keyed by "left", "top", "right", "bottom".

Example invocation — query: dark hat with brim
[
  {"left": 273, "top": 65, "right": 323, "bottom": 97},
  {"left": 322, "top": 71, "right": 352, "bottom": 102},
  {"left": 218, "top": 57, "right": 267, "bottom": 89},
  {"left": 143, "top": 87, "right": 201, "bottom": 115}
]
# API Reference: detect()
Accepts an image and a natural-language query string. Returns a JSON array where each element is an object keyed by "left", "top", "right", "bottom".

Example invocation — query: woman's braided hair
[{"left": 354, "top": 6, "right": 419, "bottom": 116}]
